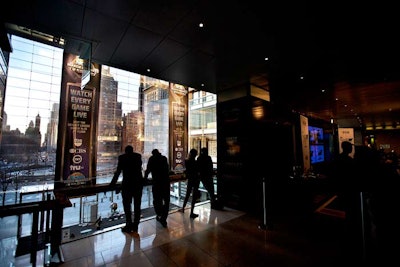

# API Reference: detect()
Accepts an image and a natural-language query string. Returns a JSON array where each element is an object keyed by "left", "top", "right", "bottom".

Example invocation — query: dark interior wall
[
  {"left": 217, "top": 94, "right": 296, "bottom": 217},
  {"left": 217, "top": 96, "right": 249, "bottom": 211}
]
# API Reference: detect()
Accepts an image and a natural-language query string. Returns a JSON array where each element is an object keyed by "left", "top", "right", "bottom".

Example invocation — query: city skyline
[{"left": 3, "top": 36, "right": 144, "bottom": 146}]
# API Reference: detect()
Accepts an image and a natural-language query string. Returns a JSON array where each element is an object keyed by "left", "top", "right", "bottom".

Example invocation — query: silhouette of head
[
  {"left": 189, "top": 148, "right": 198, "bottom": 158},
  {"left": 200, "top": 147, "right": 208, "bottom": 155},
  {"left": 341, "top": 141, "right": 352, "bottom": 155},
  {"left": 152, "top": 149, "right": 160, "bottom": 156},
  {"left": 125, "top": 145, "right": 133, "bottom": 153}
]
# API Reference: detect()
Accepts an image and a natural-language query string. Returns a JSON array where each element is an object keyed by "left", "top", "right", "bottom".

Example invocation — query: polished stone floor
[{"left": 5, "top": 200, "right": 364, "bottom": 267}]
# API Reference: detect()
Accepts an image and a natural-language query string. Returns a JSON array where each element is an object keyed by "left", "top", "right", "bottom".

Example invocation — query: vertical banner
[
  {"left": 338, "top": 128, "right": 355, "bottom": 157},
  {"left": 300, "top": 115, "right": 310, "bottom": 173},
  {"left": 56, "top": 53, "right": 100, "bottom": 186},
  {"left": 169, "top": 83, "right": 188, "bottom": 173}
]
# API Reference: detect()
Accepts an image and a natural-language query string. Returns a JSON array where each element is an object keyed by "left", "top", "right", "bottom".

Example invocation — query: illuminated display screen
[{"left": 309, "top": 126, "right": 324, "bottom": 163}]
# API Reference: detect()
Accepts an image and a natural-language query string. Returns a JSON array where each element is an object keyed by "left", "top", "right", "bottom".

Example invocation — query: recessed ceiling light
[
  {"left": 199, "top": 23, "right": 204, "bottom": 28},
  {"left": 147, "top": 68, "right": 150, "bottom": 72},
  {"left": 264, "top": 57, "right": 269, "bottom": 61}
]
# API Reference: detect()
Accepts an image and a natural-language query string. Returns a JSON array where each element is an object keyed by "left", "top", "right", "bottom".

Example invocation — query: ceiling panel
[
  {"left": 33, "top": 0, "right": 85, "bottom": 37},
  {"left": 160, "top": 49, "right": 215, "bottom": 90},
  {"left": 139, "top": 37, "right": 190, "bottom": 75},
  {"left": 168, "top": 9, "right": 211, "bottom": 50},
  {"left": 132, "top": 1, "right": 191, "bottom": 36},
  {"left": 110, "top": 24, "right": 163, "bottom": 71},
  {"left": 82, "top": 8, "right": 129, "bottom": 63},
  {"left": 3, "top": 1, "right": 37, "bottom": 29},
  {"left": 85, "top": 0, "right": 138, "bottom": 23}
]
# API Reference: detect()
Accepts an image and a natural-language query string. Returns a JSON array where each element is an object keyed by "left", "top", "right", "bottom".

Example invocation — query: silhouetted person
[
  {"left": 331, "top": 141, "right": 362, "bottom": 263},
  {"left": 351, "top": 145, "right": 380, "bottom": 264},
  {"left": 332, "top": 141, "right": 356, "bottom": 191},
  {"left": 197, "top": 147, "right": 216, "bottom": 207},
  {"left": 110, "top": 145, "right": 144, "bottom": 233},
  {"left": 364, "top": 149, "right": 400, "bottom": 264},
  {"left": 180, "top": 148, "right": 200, "bottom": 219},
  {"left": 144, "top": 149, "right": 170, "bottom": 227}
]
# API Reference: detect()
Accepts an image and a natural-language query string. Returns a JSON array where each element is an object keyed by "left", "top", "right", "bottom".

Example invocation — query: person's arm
[
  {"left": 110, "top": 156, "right": 122, "bottom": 187},
  {"left": 144, "top": 157, "right": 151, "bottom": 180},
  {"left": 208, "top": 156, "right": 214, "bottom": 175}
]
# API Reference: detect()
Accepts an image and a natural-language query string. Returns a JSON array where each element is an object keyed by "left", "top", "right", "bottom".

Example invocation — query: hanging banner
[
  {"left": 169, "top": 83, "right": 188, "bottom": 173},
  {"left": 56, "top": 53, "right": 100, "bottom": 186}
]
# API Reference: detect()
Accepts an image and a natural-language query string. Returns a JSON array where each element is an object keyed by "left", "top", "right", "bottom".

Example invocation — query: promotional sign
[
  {"left": 169, "top": 83, "right": 188, "bottom": 173},
  {"left": 300, "top": 115, "right": 311, "bottom": 173},
  {"left": 63, "top": 83, "right": 96, "bottom": 182},
  {"left": 338, "top": 127, "right": 355, "bottom": 158}
]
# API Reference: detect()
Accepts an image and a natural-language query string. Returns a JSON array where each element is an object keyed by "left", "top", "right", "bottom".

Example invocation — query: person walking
[
  {"left": 144, "top": 149, "right": 170, "bottom": 227},
  {"left": 180, "top": 148, "right": 200, "bottom": 219},
  {"left": 197, "top": 147, "right": 216, "bottom": 207},
  {"left": 110, "top": 145, "right": 144, "bottom": 233}
]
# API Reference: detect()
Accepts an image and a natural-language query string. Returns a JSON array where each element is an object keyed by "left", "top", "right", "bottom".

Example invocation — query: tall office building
[
  {"left": 121, "top": 110, "right": 144, "bottom": 154},
  {"left": 46, "top": 103, "right": 59, "bottom": 151},
  {"left": 97, "top": 66, "right": 123, "bottom": 169}
]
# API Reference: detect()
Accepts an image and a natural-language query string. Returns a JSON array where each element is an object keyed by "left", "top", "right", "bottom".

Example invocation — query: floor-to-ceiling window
[
  {"left": 0, "top": 35, "right": 63, "bottom": 236},
  {"left": 188, "top": 90, "right": 217, "bottom": 165},
  {"left": 184, "top": 90, "right": 217, "bottom": 198},
  {"left": 91, "top": 67, "right": 169, "bottom": 222}
]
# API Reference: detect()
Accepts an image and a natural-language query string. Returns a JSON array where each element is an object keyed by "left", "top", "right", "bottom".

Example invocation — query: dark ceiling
[{"left": 2, "top": 0, "right": 400, "bottom": 130}]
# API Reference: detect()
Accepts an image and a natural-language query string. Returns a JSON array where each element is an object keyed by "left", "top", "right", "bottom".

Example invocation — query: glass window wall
[
  {"left": 0, "top": 35, "right": 63, "bottom": 236},
  {"left": 0, "top": 35, "right": 217, "bottom": 243}
]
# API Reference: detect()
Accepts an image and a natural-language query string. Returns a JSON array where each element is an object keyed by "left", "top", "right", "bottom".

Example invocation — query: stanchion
[
  {"left": 360, "top": 191, "right": 366, "bottom": 262},
  {"left": 258, "top": 177, "right": 268, "bottom": 230}
]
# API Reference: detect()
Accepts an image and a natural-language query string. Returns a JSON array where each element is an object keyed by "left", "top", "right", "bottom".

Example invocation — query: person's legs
[
  {"left": 190, "top": 180, "right": 200, "bottom": 219},
  {"left": 202, "top": 176, "right": 215, "bottom": 201},
  {"left": 122, "top": 190, "right": 133, "bottom": 231},
  {"left": 152, "top": 186, "right": 162, "bottom": 219},
  {"left": 132, "top": 186, "right": 143, "bottom": 231},
  {"left": 181, "top": 180, "right": 193, "bottom": 211},
  {"left": 160, "top": 185, "right": 170, "bottom": 226},
  {"left": 208, "top": 177, "right": 216, "bottom": 201}
]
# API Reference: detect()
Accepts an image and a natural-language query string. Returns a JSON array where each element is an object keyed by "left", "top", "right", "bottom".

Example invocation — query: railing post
[
  {"left": 258, "top": 177, "right": 268, "bottom": 230},
  {"left": 31, "top": 210, "right": 39, "bottom": 266}
]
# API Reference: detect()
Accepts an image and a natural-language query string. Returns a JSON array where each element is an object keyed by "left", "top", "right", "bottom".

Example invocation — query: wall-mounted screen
[
  {"left": 308, "top": 126, "right": 324, "bottom": 164},
  {"left": 310, "top": 144, "right": 324, "bottom": 164},
  {"left": 309, "top": 126, "right": 324, "bottom": 145}
]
